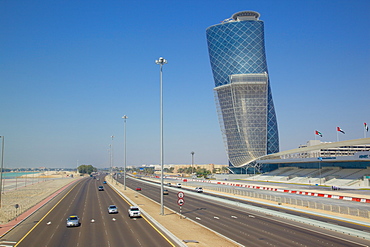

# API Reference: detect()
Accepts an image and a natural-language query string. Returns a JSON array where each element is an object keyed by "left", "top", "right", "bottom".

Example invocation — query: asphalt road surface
[
  {"left": 161, "top": 177, "right": 370, "bottom": 231},
  {"left": 5, "top": 175, "right": 174, "bottom": 247},
  {"left": 122, "top": 176, "right": 370, "bottom": 247}
]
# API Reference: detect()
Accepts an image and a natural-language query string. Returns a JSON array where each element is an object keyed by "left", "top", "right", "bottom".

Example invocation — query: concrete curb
[
  {"left": 107, "top": 179, "right": 187, "bottom": 247},
  {"left": 140, "top": 176, "right": 370, "bottom": 241}
]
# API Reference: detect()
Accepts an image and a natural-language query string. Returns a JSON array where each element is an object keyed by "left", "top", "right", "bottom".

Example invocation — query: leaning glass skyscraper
[{"left": 206, "top": 11, "right": 279, "bottom": 170}]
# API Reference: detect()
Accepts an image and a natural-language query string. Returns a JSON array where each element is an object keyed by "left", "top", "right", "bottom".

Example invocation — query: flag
[
  {"left": 315, "top": 130, "right": 322, "bottom": 137},
  {"left": 365, "top": 123, "right": 368, "bottom": 132},
  {"left": 337, "top": 127, "right": 345, "bottom": 134}
]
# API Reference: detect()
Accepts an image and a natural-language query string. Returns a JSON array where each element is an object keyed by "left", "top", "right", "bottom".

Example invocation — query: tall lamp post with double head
[
  {"left": 122, "top": 115, "right": 128, "bottom": 190},
  {"left": 155, "top": 56, "right": 167, "bottom": 215}
]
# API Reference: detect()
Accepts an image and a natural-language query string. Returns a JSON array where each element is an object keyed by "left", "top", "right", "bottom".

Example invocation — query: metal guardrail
[{"left": 207, "top": 186, "right": 370, "bottom": 219}]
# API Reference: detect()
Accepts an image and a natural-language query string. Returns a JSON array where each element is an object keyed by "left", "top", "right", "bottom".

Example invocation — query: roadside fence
[{"left": 205, "top": 186, "right": 370, "bottom": 219}]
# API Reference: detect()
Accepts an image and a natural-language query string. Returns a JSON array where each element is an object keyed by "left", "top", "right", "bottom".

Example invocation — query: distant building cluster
[{"left": 134, "top": 164, "right": 227, "bottom": 174}]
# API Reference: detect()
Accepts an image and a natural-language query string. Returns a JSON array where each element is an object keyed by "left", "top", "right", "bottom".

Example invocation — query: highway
[
  {"left": 121, "top": 176, "right": 370, "bottom": 247},
  {"left": 157, "top": 177, "right": 370, "bottom": 232},
  {"left": 4, "top": 175, "right": 174, "bottom": 247}
]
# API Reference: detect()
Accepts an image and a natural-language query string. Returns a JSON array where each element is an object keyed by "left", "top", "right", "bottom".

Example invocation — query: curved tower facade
[{"left": 206, "top": 11, "right": 279, "bottom": 168}]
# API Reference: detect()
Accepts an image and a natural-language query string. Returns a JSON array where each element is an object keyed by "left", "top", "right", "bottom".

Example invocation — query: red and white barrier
[{"left": 191, "top": 179, "right": 370, "bottom": 203}]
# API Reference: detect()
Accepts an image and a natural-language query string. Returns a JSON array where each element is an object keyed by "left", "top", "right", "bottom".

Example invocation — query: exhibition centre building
[
  {"left": 252, "top": 138, "right": 370, "bottom": 187},
  {"left": 258, "top": 138, "right": 370, "bottom": 170}
]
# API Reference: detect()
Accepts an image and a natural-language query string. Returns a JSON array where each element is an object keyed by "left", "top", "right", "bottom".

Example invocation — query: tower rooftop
[{"left": 232, "top": 11, "right": 260, "bottom": 21}]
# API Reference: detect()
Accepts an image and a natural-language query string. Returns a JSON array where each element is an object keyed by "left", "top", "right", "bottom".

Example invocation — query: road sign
[
  {"left": 177, "top": 191, "right": 185, "bottom": 199},
  {"left": 177, "top": 198, "right": 185, "bottom": 206}
]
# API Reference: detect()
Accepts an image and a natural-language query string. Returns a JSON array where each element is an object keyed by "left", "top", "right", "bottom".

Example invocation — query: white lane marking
[{"left": 0, "top": 241, "right": 17, "bottom": 246}]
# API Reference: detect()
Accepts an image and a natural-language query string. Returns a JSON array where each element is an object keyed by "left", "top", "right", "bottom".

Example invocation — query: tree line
[{"left": 77, "top": 165, "right": 97, "bottom": 175}]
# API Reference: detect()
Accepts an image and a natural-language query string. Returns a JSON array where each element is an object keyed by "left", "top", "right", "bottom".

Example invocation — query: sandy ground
[
  {"left": 0, "top": 171, "right": 81, "bottom": 224},
  {"left": 19, "top": 170, "right": 78, "bottom": 178}
]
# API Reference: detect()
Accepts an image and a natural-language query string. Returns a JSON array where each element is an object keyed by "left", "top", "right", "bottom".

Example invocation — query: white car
[
  {"left": 66, "top": 215, "right": 80, "bottom": 227},
  {"left": 195, "top": 187, "right": 203, "bottom": 193},
  {"left": 175, "top": 183, "right": 182, "bottom": 188},
  {"left": 108, "top": 205, "right": 118, "bottom": 214},
  {"left": 128, "top": 206, "right": 141, "bottom": 218}
]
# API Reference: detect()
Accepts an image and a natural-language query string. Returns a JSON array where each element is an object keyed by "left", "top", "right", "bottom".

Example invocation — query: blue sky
[{"left": 1, "top": 0, "right": 369, "bottom": 168}]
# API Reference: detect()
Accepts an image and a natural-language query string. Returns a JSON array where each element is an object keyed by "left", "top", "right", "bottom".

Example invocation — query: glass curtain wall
[{"left": 207, "top": 11, "right": 279, "bottom": 169}]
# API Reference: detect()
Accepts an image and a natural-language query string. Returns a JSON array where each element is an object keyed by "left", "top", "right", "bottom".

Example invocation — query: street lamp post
[
  {"left": 0, "top": 136, "right": 4, "bottom": 208},
  {"left": 318, "top": 157, "right": 322, "bottom": 186},
  {"left": 191, "top": 151, "right": 194, "bottom": 177},
  {"left": 111, "top": 136, "right": 114, "bottom": 176},
  {"left": 155, "top": 57, "right": 167, "bottom": 215},
  {"left": 109, "top": 144, "right": 112, "bottom": 175},
  {"left": 122, "top": 115, "right": 128, "bottom": 190}
]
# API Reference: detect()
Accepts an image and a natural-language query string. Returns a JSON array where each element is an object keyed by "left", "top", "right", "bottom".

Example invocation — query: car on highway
[
  {"left": 103, "top": 181, "right": 107, "bottom": 184},
  {"left": 108, "top": 205, "right": 118, "bottom": 214},
  {"left": 166, "top": 183, "right": 171, "bottom": 186},
  {"left": 98, "top": 186, "right": 104, "bottom": 191},
  {"left": 163, "top": 189, "right": 169, "bottom": 195},
  {"left": 175, "top": 183, "right": 182, "bottom": 188},
  {"left": 128, "top": 206, "right": 141, "bottom": 218},
  {"left": 135, "top": 187, "right": 142, "bottom": 191},
  {"left": 66, "top": 215, "right": 80, "bottom": 227},
  {"left": 195, "top": 187, "right": 203, "bottom": 193}
]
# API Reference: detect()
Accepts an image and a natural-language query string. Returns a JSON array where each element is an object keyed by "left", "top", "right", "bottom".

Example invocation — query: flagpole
[
  {"left": 365, "top": 123, "right": 367, "bottom": 138},
  {"left": 336, "top": 129, "right": 338, "bottom": 142}
]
